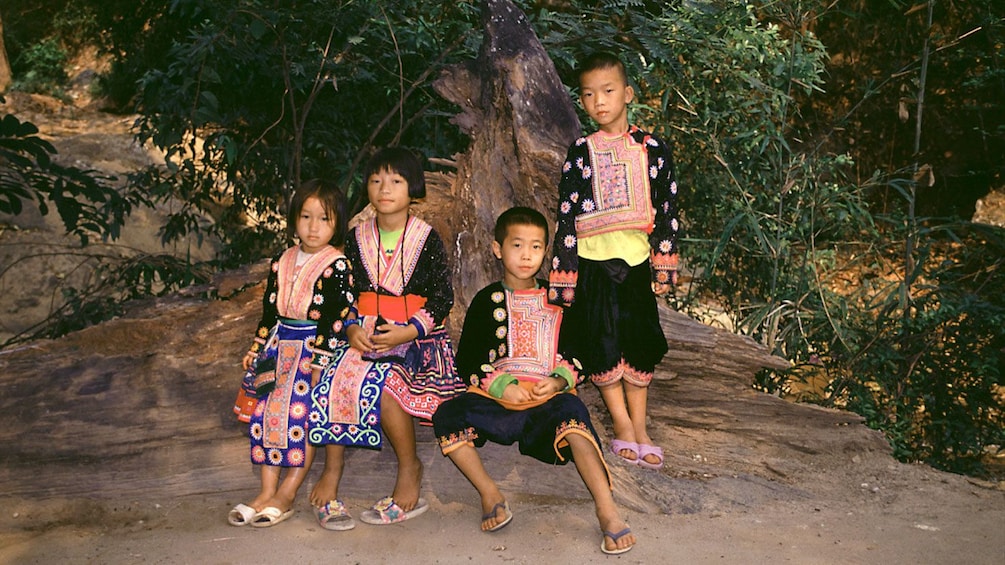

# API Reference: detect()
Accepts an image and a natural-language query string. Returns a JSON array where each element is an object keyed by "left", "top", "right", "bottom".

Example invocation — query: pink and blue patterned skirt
[{"left": 247, "top": 319, "right": 315, "bottom": 467}]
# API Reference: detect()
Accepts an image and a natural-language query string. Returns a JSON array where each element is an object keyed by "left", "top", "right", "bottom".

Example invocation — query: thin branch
[
  {"left": 345, "top": 32, "right": 471, "bottom": 211},
  {"left": 901, "top": 0, "right": 934, "bottom": 320},
  {"left": 378, "top": 5, "right": 405, "bottom": 135}
]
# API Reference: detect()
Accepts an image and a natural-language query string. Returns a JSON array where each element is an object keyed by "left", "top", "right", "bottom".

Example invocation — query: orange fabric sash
[{"left": 357, "top": 291, "right": 427, "bottom": 323}]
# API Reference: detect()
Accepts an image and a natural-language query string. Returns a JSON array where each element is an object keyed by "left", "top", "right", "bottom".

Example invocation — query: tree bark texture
[
  {"left": 0, "top": 11, "right": 12, "bottom": 92},
  {"left": 427, "top": 0, "right": 581, "bottom": 333}
]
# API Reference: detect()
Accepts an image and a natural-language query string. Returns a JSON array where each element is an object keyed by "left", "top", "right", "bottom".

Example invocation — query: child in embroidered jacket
[
  {"left": 433, "top": 207, "right": 636, "bottom": 555},
  {"left": 548, "top": 51, "right": 680, "bottom": 470},
  {"left": 228, "top": 179, "right": 354, "bottom": 529},
  {"left": 307, "top": 146, "right": 465, "bottom": 529}
]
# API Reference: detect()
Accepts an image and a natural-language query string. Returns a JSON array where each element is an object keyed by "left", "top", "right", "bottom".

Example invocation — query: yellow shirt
[{"left": 578, "top": 229, "right": 650, "bottom": 267}]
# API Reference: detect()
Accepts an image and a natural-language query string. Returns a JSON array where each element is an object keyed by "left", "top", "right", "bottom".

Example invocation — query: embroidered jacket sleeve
[
  {"left": 343, "top": 229, "right": 365, "bottom": 320},
  {"left": 455, "top": 283, "right": 503, "bottom": 388},
  {"left": 644, "top": 130, "right": 680, "bottom": 286},
  {"left": 248, "top": 252, "right": 283, "bottom": 359},
  {"left": 549, "top": 138, "right": 591, "bottom": 306},
  {"left": 345, "top": 229, "right": 363, "bottom": 292},
  {"left": 309, "top": 256, "right": 356, "bottom": 370},
  {"left": 401, "top": 228, "right": 454, "bottom": 337}
]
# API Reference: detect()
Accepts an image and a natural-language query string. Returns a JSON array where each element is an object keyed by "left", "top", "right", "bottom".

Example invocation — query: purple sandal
[
  {"left": 637, "top": 444, "right": 664, "bottom": 469},
  {"left": 610, "top": 440, "right": 640, "bottom": 464}
]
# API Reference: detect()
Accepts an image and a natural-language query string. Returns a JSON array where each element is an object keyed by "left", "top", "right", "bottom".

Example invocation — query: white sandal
[
  {"left": 227, "top": 503, "right": 257, "bottom": 526},
  {"left": 251, "top": 506, "right": 295, "bottom": 528}
]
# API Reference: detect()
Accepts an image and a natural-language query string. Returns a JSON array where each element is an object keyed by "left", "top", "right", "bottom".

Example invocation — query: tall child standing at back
[
  {"left": 228, "top": 179, "right": 354, "bottom": 528},
  {"left": 308, "top": 147, "right": 465, "bottom": 526},
  {"left": 549, "top": 51, "right": 680, "bottom": 469}
]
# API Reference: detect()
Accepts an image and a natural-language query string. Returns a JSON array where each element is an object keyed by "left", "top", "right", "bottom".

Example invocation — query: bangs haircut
[
  {"left": 362, "top": 146, "right": 426, "bottom": 199},
  {"left": 494, "top": 206, "right": 550, "bottom": 246},
  {"left": 576, "top": 51, "right": 628, "bottom": 86},
  {"left": 287, "top": 178, "right": 349, "bottom": 247}
]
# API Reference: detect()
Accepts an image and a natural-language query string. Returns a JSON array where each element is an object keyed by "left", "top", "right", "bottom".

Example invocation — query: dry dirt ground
[{"left": 0, "top": 92, "right": 1003, "bottom": 565}]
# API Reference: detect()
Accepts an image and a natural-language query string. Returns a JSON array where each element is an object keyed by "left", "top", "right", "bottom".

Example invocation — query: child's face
[
  {"left": 296, "top": 195, "right": 336, "bottom": 253},
  {"left": 579, "top": 66, "right": 634, "bottom": 134},
  {"left": 367, "top": 166, "right": 411, "bottom": 217},
  {"left": 493, "top": 223, "right": 547, "bottom": 290}
]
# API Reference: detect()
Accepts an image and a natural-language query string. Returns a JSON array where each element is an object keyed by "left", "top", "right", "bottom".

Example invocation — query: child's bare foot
[
  {"left": 390, "top": 457, "right": 423, "bottom": 511},
  {"left": 249, "top": 492, "right": 274, "bottom": 512},
  {"left": 480, "top": 499, "right": 512, "bottom": 532},
  {"left": 262, "top": 492, "right": 295, "bottom": 513},
  {"left": 309, "top": 469, "right": 341, "bottom": 507}
]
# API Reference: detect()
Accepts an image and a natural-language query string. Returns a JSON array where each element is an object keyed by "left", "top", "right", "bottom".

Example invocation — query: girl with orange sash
[{"left": 308, "top": 147, "right": 464, "bottom": 529}]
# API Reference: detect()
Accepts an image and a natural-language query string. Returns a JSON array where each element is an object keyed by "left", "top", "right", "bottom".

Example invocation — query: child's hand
[
  {"left": 502, "top": 383, "right": 532, "bottom": 403},
  {"left": 370, "top": 322, "right": 419, "bottom": 353},
  {"left": 531, "top": 376, "right": 565, "bottom": 399},
  {"left": 347, "top": 324, "right": 374, "bottom": 353},
  {"left": 652, "top": 282, "right": 671, "bottom": 296},
  {"left": 242, "top": 351, "right": 257, "bottom": 371}
]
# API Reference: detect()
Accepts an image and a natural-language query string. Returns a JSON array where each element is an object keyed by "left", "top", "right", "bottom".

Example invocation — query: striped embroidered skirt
[
  {"left": 382, "top": 327, "right": 466, "bottom": 421},
  {"left": 247, "top": 319, "right": 315, "bottom": 467},
  {"left": 308, "top": 342, "right": 389, "bottom": 449}
]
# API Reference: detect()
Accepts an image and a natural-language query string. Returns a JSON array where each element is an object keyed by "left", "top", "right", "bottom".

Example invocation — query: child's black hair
[
  {"left": 494, "top": 206, "right": 550, "bottom": 246},
  {"left": 362, "top": 147, "right": 426, "bottom": 199},
  {"left": 287, "top": 178, "right": 349, "bottom": 247},
  {"left": 576, "top": 51, "right": 628, "bottom": 86}
]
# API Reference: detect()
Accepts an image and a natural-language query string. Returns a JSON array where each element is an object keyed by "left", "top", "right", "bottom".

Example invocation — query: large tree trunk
[
  {"left": 420, "top": 0, "right": 581, "bottom": 333},
  {"left": 0, "top": 10, "right": 12, "bottom": 92}
]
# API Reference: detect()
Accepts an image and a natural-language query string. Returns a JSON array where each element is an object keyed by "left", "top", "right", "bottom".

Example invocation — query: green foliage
[
  {"left": 133, "top": 0, "right": 479, "bottom": 265},
  {"left": 631, "top": 2, "right": 850, "bottom": 360},
  {"left": 830, "top": 219, "right": 1005, "bottom": 474},
  {"left": 4, "top": 251, "right": 213, "bottom": 346},
  {"left": 0, "top": 107, "right": 204, "bottom": 348},
  {"left": 544, "top": 1, "right": 1004, "bottom": 475},
  {"left": 808, "top": 0, "right": 1004, "bottom": 216},
  {"left": 2, "top": 1, "right": 102, "bottom": 97},
  {"left": 11, "top": 38, "right": 69, "bottom": 95},
  {"left": 51, "top": 2, "right": 101, "bottom": 51},
  {"left": 2, "top": 1, "right": 64, "bottom": 62}
]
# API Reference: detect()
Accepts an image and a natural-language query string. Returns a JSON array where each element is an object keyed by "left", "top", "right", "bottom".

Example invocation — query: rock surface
[{"left": 1, "top": 256, "right": 1002, "bottom": 564}]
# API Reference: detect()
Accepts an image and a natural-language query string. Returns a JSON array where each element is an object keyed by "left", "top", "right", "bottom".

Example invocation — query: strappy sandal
[
  {"left": 316, "top": 499, "right": 355, "bottom": 531},
  {"left": 359, "top": 496, "right": 429, "bottom": 525},
  {"left": 481, "top": 501, "right": 513, "bottom": 532},
  {"left": 601, "top": 527, "right": 635, "bottom": 555},
  {"left": 637, "top": 444, "right": 664, "bottom": 469},
  {"left": 227, "top": 503, "right": 257, "bottom": 526},
  {"left": 610, "top": 439, "right": 640, "bottom": 464}
]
